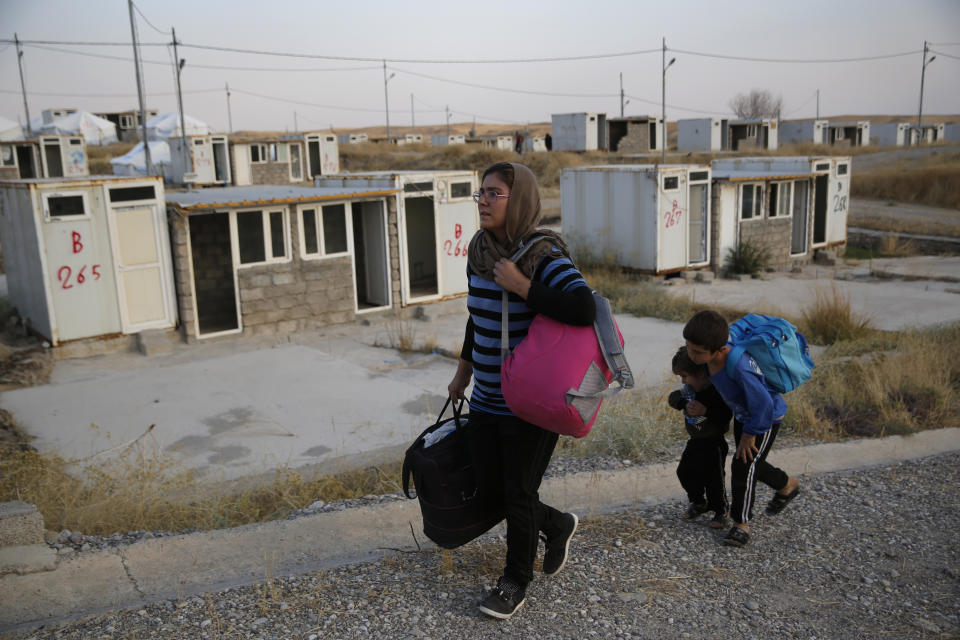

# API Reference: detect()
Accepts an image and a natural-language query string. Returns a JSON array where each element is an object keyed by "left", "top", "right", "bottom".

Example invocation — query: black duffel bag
[{"left": 402, "top": 398, "right": 504, "bottom": 549}]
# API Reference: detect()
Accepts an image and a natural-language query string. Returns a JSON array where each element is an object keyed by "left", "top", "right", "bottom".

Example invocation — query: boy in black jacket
[{"left": 668, "top": 346, "right": 733, "bottom": 529}]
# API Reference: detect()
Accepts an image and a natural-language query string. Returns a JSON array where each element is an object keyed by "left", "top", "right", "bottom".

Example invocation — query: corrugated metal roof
[{"left": 165, "top": 185, "right": 399, "bottom": 212}]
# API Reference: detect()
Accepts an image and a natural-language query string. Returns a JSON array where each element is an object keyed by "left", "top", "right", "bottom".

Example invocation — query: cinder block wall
[
  {"left": 613, "top": 122, "right": 652, "bottom": 153},
  {"left": 739, "top": 217, "right": 811, "bottom": 271},
  {"left": 251, "top": 161, "right": 303, "bottom": 185}
]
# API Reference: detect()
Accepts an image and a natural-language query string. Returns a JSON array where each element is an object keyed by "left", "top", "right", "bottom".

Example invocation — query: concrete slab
[{"left": 2, "top": 428, "right": 957, "bottom": 632}]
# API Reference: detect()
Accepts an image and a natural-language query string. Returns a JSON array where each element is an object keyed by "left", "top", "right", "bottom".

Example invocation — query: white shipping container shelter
[
  {"left": 0, "top": 176, "right": 176, "bottom": 346},
  {"left": 0, "top": 136, "right": 89, "bottom": 180},
  {"left": 909, "top": 123, "right": 945, "bottom": 144},
  {"left": 315, "top": 170, "right": 478, "bottom": 304},
  {"left": 944, "top": 124, "right": 960, "bottom": 142},
  {"left": 395, "top": 134, "right": 423, "bottom": 146},
  {"left": 304, "top": 133, "right": 340, "bottom": 178},
  {"left": 479, "top": 135, "right": 513, "bottom": 151},
  {"left": 561, "top": 164, "right": 712, "bottom": 273},
  {"left": 231, "top": 137, "right": 306, "bottom": 186},
  {"left": 727, "top": 119, "right": 779, "bottom": 151},
  {"left": 870, "top": 122, "right": 911, "bottom": 146},
  {"left": 779, "top": 120, "right": 829, "bottom": 145},
  {"left": 166, "top": 135, "right": 231, "bottom": 186},
  {"left": 551, "top": 113, "right": 607, "bottom": 151},
  {"left": 523, "top": 136, "right": 547, "bottom": 152},
  {"left": 677, "top": 118, "right": 728, "bottom": 151},
  {"left": 826, "top": 121, "right": 870, "bottom": 147},
  {"left": 337, "top": 133, "right": 369, "bottom": 144},
  {"left": 431, "top": 134, "right": 466, "bottom": 146}
]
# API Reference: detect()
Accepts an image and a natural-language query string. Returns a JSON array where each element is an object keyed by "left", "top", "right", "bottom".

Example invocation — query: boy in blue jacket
[{"left": 683, "top": 310, "right": 800, "bottom": 547}]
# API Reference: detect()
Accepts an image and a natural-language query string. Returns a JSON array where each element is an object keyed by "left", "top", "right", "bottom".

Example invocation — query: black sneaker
[
  {"left": 542, "top": 512, "right": 578, "bottom": 576},
  {"left": 478, "top": 576, "right": 526, "bottom": 620}
]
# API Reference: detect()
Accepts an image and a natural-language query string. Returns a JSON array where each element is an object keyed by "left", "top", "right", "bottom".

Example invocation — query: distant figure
[
  {"left": 544, "top": 132, "right": 552, "bottom": 151},
  {"left": 514, "top": 131, "right": 524, "bottom": 154}
]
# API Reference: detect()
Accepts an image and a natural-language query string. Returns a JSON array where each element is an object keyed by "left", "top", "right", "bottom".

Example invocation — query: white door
[
  {"left": 687, "top": 183, "right": 709, "bottom": 265},
  {"left": 191, "top": 139, "right": 215, "bottom": 183},
  {"left": 657, "top": 170, "right": 688, "bottom": 272},
  {"left": 109, "top": 205, "right": 175, "bottom": 332},
  {"left": 233, "top": 145, "right": 251, "bottom": 185},
  {"left": 437, "top": 200, "right": 476, "bottom": 296}
]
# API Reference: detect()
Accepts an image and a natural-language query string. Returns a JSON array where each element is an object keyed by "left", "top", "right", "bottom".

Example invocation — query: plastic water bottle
[{"left": 681, "top": 385, "right": 706, "bottom": 427}]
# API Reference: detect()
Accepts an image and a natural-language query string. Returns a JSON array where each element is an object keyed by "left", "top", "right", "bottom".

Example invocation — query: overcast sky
[{"left": 2, "top": 0, "right": 958, "bottom": 133}]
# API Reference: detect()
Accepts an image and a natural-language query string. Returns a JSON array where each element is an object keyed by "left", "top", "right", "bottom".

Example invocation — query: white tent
[
  {"left": 109, "top": 140, "right": 171, "bottom": 176},
  {"left": 0, "top": 116, "right": 22, "bottom": 141},
  {"left": 146, "top": 112, "right": 209, "bottom": 140},
  {"left": 39, "top": 110, "right": 118, "bottom": 145}
]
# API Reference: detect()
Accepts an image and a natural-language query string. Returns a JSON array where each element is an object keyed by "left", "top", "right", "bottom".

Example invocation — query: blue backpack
[{"left": 725, "top": 314, "right": 814, "bottom": 394}]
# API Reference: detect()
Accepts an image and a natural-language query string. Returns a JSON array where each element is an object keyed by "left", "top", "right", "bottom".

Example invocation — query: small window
[
  {"left": 236, "top": 209, "right": 287, "bottom": 265},
  {"left": 300, "top": 204, "right": 349, "bottom": 258},
  {"left": 769, "top": 182, "right": 792, "bottom": 218},
  {"left": 109, "top": 186, "right": 156, "bottom": 202},
  {"left": 740, "top": 184, "right": 763, "bottom": 220},
  {"left": 404, "top": 181, "right": 434, "bottom": 193},
  {"left": 276, "top": 143, "right": 288, "bottom": 163},
  {"left": 450, "top": 182, "right": 472, "bottom": 199},
  {"left": 46, "top": 194, "right": 86, "bottom": 218},
  {"left": 119, "top": 115, "right": 134, "bottom": 128},
  {"left": 1, "top": 146, "right": 14, "bottom": 167},
  {"left": 815, "top": 162, "right": 830, "bottom": 171},
  {"left": 689, "top": 171, "right": 709, "bottom": 182},
  {"left": 663, "top": 176, "right": 679, "bottom": 191},
  {"left": 69, "top": 138, "right": 82, "bottom": 146},
  {"left": 269, "top": 144, "right": 278, "bottom": 162},
  {"left": 250, "top": 144, "right": 267, "bottom": 164},
  {"left": 837, "top": 163, "right": 848, "bottom": 176},
  {"left": 193, "top": 139, "right": 204, "bottom": 146}
]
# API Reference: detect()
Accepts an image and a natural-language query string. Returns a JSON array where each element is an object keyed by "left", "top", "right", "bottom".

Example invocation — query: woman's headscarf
[{"left": 466, "top": 162, "right": 570, "bottom": 281}]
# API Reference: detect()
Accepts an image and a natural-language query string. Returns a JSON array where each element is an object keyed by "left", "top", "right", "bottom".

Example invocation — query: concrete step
[
  {"left": 0, "top": 501, "right": 44, "bottom": 547},
  {"left": 136, "top": 328, "right": 180, "bottom": 357}
]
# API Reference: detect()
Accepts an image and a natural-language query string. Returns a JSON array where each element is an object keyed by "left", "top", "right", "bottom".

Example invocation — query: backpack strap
[
  {"left": 725, "top": 344, "right": 745, "bottom": 382},
  {"left": 593, "top": 293, "right": 635, "bottom": 390},
  {"left": 500, "top": 235, "right": 555, "bottom": 362}
]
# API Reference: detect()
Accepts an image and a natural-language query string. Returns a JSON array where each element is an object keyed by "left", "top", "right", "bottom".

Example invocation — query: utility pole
[
  {"left": 661, "top": 38, "right": 675, "bottom": 164},
  {"left": 383, "top": 60, "right": 394, "bottom": 142},
  {"left": 446, "top": 105, "right": 451, "bottom": 137},
  {"left": 815, "top": 89, "right": 820, "bottom": 120},
  {"left": 620, "top": 72, "right": 625, "bottom": 118},
  {"left": 225, "top": 82, "right": 233, "bottom": 133},
  {"left": 411, "top": 93, "right": 415, "bottom": 130},
  {"left": 917, "top": 40, "right": 936, "bottom": 145},
  {"left": 293, "top": 111, "right": 298, "bottom": 133},
  {"left": 128, "top": 0, "right": 152, "bottom": 175},
  {"left": 172, "top": 27, "right": 191, "bottom": 179},
  {"left": 14, "top": 34, "right": 32, "bottom": 137}
]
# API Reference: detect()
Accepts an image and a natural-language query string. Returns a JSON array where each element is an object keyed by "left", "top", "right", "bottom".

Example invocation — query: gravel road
[{"left": 14, "top": 451, "right": 960, "bottom": 640}]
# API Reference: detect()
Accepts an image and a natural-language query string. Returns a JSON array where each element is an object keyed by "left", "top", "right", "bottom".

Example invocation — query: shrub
[
  {"left": 724, "top": 240, "right": 770, "bottom": 276},
  {"left": 800, "top": 283, "right": 875, "bottom": 344}
]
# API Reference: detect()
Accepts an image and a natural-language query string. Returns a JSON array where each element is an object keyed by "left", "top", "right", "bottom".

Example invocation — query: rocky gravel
[{"left": 15, "top": 451, "right": 960, "bottom": 640}]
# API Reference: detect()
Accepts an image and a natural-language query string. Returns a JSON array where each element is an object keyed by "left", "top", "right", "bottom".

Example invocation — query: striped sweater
[{"left": 462, "top": 252, "right": 592, "bottom": 416}]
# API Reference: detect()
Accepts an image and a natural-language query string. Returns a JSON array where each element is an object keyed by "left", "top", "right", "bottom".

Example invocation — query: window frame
[
  {"left": 287, "top": 143, "right": 304, "bottom": 181},
  {"left": 297, "top": 203, "right": 352, "bottom": 261},
  {"left": 42, "top": 190, "right": 91, "bottom": 222},
  {"left": 662, "top": 175, "right": 680, "bottom": 192},
  {"left": 250, "top": 143, "right": 268, "bottom": 164},
  {"left": 768, "top": 181, "right": 794, "bottom": 219},
  {"left": 232, "top": 207, "right": 290, "bottom": 267},
  {"left": 739, "top": 183, "right": 764, "bottom": 221},
  {"left": 0, "top": 145, "right": 16, "bottom": 168}
]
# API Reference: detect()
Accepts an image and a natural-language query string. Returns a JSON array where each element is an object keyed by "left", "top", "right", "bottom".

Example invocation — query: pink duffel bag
[{"left": 501, "top": 304, "right": 629, "bottom": 438}]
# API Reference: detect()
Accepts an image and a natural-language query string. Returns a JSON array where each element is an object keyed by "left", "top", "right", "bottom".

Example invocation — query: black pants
[
  {"left": 676, "top": 436, "right": 729, "bottom": 515},
  {"left": 466, "top": 411, "right": 565, "bottom": 588},
  {"left": 730, "top": 420, "right": 789, "bottom": 525}
]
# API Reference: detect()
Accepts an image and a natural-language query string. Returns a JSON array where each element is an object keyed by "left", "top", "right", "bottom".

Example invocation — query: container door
[
  {"left": 657, "top": 169, "right": 688, "bottom": 272},
  {"left": 687, "top": 183, "right": 708, "bottom": 265},
  {"left": 437, "top": 198, "right": 477, "bottom": 296},
  {"left": 211, "top": 137, "right": 230, "bottom": 184},
  {"left": 812, "top": 171, "right": 829, "bottom": 246},
  {"left": 192, "top": 138, "right": 215, "bottom": 183},
  {"left": 108, "top": 204, "right": 176, "bottom": 332},
  {"left": 401, "top": 196, "right": 439, "bottom": 302},
  {"left": 351, "top": 200, "right": 391, "bottom": 311}
]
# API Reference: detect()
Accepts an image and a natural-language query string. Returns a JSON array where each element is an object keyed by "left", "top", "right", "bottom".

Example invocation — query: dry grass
[
  {"left": 850, "top": 150, "right": 960, "bottom": 210},
  {"left": 850, "top": 215, "right": 960, "bottom": 240},
  {"left": 799, "top": 283, "right": 875, "bottom": 344},
  {"left": 785, "top": 323, "right": 960, "bottom": 439},
  {"left": 0, "top": 436, "right": 402, "bottom": 536}
]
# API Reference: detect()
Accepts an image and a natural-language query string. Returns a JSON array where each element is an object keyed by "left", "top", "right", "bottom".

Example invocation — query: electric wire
[
  {"left": 389, "top": 66, "right": 618, "bottom": 98},
  {"left": 930, "top": 49, "right": 960, "bottom": 60},
  {"left": 132, "top": 2, "right": 171, "bottom": 36},
  {"left": 667, "top": 46, "right": 921, "bottom": 63}
]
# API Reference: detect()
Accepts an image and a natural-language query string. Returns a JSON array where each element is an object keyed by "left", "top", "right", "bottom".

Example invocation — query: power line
[
  {"left": 0, "top": 38, "right": 168, "bottom": 47},
  {"left": 668, "top": 46, "right": 921, "bottom": 63},
  {"left": 624, "top": 93, "right": 730, "bottom": 116},
  {"left": 390, "top": 66, "right": 618, "bottom": 98},
  {"left": 231, "top": 87, "right": 444, "bottom": 114},
  {"left": 132, "top": 2, "right": 171, "bottom": 36},
  {"left": 22, "top": 42, "right": 382, "bottom": 72},
  {"left": 0, "top": 87, "right": 220, "bottom": 98},
  {"left": 930, "top": 49, "right": 960, "bottom": 60}
]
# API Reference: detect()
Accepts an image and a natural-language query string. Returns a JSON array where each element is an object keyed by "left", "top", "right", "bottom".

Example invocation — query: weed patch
[
  {"left": 799, "top": 284, "right": 875, "bottom": 344},
  {"left": 724, "top": 240, "right": 770, "bottom": 276}
]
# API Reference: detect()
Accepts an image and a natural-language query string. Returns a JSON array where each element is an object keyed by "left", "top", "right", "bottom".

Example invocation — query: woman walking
[{"left": 447, "top": 162, "right": 595, "bottom": 619}]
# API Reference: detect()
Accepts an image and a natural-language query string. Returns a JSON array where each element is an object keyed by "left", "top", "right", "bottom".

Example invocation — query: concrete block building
[
  {"left": 606, "top": 116, "right": 662, "bottom": 153},
  {"left": 232, "top": 135, "right": 307, "bottom": 186}
]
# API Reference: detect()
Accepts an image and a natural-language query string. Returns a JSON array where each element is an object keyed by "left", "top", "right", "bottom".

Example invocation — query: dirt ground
[{"left": 849, "top": 198, "right": 960, "bottom": 231}]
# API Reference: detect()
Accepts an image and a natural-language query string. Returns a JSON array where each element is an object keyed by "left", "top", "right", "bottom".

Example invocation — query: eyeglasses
[{"left": 472, "top": 189, "right": 510, "bottom": 203}]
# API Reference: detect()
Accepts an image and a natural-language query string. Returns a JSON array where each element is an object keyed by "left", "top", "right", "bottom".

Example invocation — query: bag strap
[
  {"left": 402, "top": 397, "right": 465, "bottom": 498},
  {"left": 500, "top": 235, "right": 554, "bottom": 362}
]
